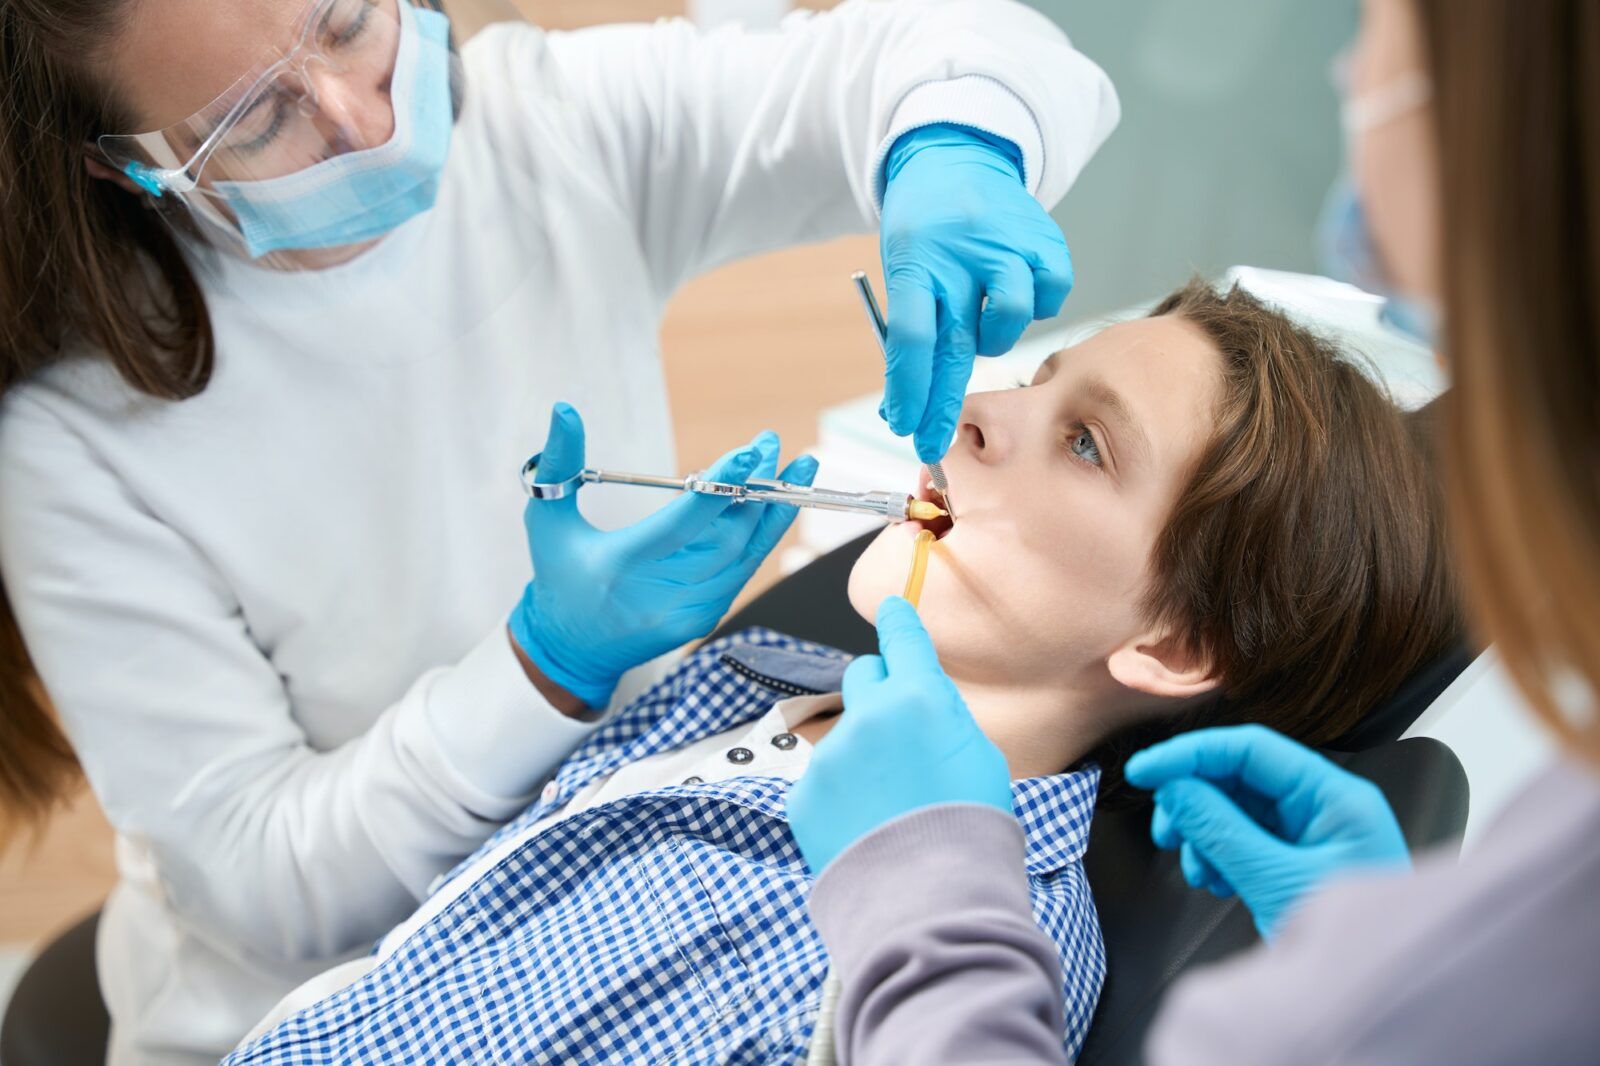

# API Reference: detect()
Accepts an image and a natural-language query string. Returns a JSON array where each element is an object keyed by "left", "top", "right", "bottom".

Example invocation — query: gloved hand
[
  {"left": 879, "top": 123, "right": 1075, "bottom": 461},
  {"left": 510, "top": 403, "right": 817, "bottom": 709},
  {"left": 1125, "top": 724, "right": 1412, "bottom": 940},
  {"left": 787, "top": 596, "right": 1014, "bottom": 874}
]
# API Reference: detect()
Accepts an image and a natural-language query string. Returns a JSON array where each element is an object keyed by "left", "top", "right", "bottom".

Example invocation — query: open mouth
[{"left": 914, "top": 470, "right": 956, "bottom": 541}]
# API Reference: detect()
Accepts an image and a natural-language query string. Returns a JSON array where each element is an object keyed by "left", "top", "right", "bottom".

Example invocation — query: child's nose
[{"left": 954, "top": 390, "right": 1018, "bottom": 468}]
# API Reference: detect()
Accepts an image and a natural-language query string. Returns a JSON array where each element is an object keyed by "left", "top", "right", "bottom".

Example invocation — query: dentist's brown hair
[{"left": 0, "top": 0, "right": 213, "bottom": 838}]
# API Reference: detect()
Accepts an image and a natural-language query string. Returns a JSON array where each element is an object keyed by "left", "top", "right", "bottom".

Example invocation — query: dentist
[
  {"left": 0, "top": 0, "right": 1117, "bottom": 1062},
  {"left": 790, "top": 0, "right": 1600, "bottom": 1062}
]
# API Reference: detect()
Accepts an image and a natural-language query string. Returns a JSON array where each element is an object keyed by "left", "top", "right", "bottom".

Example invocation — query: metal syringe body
[
  {"left": 693, "top": 474, "right": 933, "bottom": 522},
  {"left": 519, "top": 457, "right": 943, "bottom": 524}
]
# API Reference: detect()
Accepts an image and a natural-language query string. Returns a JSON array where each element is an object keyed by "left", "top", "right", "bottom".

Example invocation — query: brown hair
[
  {"left": 1093, "top": 280, "right": 1462, "bottom": 794},
  {"left": 0, "top": 0, "right": 214, "bottom": 836},
  {"left": 1417, "top": 1, "right": 1600, "bottom": 765}
]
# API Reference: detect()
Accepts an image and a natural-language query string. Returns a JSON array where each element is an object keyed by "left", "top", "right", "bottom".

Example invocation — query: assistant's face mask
[
  {"left": 1318, "top": 178, "right": 1438, "bottom": 346},
  {"left": 1317, "top": 65, "right": 1440, "bottom": 346},
  {"left": 99, "top": 0, "right": 461, "bottom": 266}
]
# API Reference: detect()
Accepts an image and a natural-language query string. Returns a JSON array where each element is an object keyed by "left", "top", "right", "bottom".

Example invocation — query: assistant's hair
[
  {"left": 1416, "top": 1, "right": 1600, "bottom": 766},
  {"left": 1, "top": 0, "right": 215, "bottom": 837},
  {"left": 1093, "top": 280, "right": 1462, "bottom": 797}
]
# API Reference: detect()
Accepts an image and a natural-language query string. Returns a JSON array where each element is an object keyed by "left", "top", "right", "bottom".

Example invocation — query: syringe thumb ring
[{"left": 520, "top": 452, "right": 585, "bottom": 499}]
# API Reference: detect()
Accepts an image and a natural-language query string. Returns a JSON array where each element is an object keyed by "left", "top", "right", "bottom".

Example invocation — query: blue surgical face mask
[
  {"left": 1318, "top": 58, "right": 1440, "bottom": 348},
  {"left": 212, "top": 4, "right": 456, "bottom": 259},
  {"left": 1316, "top": 176, "right": 1439, "bottom": 347}
]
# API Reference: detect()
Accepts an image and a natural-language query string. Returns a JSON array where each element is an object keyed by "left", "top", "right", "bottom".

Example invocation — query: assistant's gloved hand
[
  {"left": 879, "top": 123, "right": 1075, "bottom": 461},
  {"left": 787, "top": 596, "right": 1014, "bottom": 874},
  {"left": 510, "top": 403, "right": 817, "bottom": 709},
  {"left": 1125, "top": 724, "right": 1412, "bottom": 940}
]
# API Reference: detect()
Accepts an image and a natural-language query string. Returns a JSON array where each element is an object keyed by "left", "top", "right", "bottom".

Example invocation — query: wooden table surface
[{"left": 0, "top": 0, "right": 879, "bottom": 948}]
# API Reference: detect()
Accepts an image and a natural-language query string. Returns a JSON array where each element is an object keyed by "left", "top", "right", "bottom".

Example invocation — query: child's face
[{"left": 849, "top": 315, "right": 1225, "bottom": 693}]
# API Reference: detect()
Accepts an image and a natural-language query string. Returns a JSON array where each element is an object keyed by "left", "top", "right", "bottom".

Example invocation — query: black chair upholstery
[
  {"left": 718, "top": 531, "right": 1472, "bottom": 1065},
  {"left": 1, "top": 909, "right": 109, "bottom": 1066},
  {"left": 713, "top": 532, "right": 878, "bottom": 654}
]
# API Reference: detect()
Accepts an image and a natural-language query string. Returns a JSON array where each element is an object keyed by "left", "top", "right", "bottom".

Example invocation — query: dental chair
[
  {"left": 713, "top": 529, "right": 1473, "bottom": 1066},
  {"left": 2, "top": 530, "right": 1471, "bottom": 1066}
]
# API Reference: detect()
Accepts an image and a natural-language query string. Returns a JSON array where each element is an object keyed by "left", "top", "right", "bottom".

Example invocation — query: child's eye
[{"left": 1066, "top": 423, "right": 1103, "bottom": 467}]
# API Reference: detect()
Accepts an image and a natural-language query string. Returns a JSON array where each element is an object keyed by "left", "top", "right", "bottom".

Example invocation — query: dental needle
[{"left": 850, "top": 272, "right": 957, "bottom": 521}]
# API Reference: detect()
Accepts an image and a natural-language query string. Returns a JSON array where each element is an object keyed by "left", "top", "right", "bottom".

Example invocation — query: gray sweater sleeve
[{"left": 808, "top": 803, "right": 1071, "bottom": 1066}]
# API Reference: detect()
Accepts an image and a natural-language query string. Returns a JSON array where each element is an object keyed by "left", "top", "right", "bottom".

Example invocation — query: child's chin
[
  {"left": 845, "top": 534, "right": 901, "bottom": 622},
  {"left": 844, "top": 566, "right": 881, "bottom": 624}
]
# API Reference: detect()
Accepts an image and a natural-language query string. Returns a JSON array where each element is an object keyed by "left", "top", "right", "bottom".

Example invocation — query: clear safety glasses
[{"left": 97, "top": 0, "right": 462, "bottom": 266}]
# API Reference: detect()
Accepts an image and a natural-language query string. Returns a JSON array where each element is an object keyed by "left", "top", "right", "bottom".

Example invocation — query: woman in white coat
[
  {"left": 0, "top": 1, "right": 1118, "bottom": 1061},
  {"left": 786, "top": 0, "right": 1600, "bottom": 1061}
]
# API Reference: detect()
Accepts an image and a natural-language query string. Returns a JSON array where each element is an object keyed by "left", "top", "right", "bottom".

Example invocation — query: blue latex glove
[
  {"left": 787, "top": 596, "right": 1014, "bottom": 873},
  {"left": 510, "top": 403, "right": 817, "bottom": 708},
  {"left": 1125, "top": 724, "right": 1412, "bottom": 940},
  {"left": 879, "top": 123, "right": 1075, "bottom": 461}
]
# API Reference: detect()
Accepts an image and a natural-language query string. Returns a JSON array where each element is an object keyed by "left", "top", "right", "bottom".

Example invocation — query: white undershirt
[{"left": 0, "top": 5, "right": 1116, "bottom": 1062}]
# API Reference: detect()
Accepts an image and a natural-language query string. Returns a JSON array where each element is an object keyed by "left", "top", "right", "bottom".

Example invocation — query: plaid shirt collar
[{"left": 477, "top": 628, "right": 1099, "bottom": 881}]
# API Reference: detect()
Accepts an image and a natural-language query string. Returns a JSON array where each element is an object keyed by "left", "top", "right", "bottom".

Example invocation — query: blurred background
[{"left": 0, "top": 0, "right": 1357, "bottom": 1018}]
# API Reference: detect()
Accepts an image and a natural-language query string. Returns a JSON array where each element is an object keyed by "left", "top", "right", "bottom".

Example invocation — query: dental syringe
[{"left": 520, "top": 454, "right": 949, "bottom": 525}]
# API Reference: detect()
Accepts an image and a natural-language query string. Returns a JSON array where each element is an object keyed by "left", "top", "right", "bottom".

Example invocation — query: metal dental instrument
[
  {"left": 850, "top": 271, "right": 956, "bottom": 521},
  {"left": 520, "top": 455, "right": 949, "bottom": 524}
]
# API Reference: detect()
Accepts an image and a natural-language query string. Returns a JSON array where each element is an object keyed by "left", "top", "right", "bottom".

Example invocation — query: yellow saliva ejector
[{"left": 902, "top": 529, "right": 936, "bottom": 608}]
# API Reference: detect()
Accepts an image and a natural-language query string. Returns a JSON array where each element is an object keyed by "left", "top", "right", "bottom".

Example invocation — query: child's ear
[{"left": 1106, "top": 627, "right": 1221, "bottom": 700}]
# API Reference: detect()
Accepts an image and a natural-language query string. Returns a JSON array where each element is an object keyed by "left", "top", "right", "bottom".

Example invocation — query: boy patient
[{"left": 226, "top": 282, "right": 1459, "bottom": 1065}]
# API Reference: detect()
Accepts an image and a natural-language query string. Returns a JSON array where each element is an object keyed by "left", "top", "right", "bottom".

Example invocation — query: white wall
[{"left": 1405, "top": 652, "right": 1558, "bottom": 849}]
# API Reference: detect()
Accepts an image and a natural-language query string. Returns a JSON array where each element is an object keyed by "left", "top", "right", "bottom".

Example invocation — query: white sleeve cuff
[
  {"left": 871, "top": 74, "right": 1047, "bottom": 214},
  {"left": 414, "top": 626, "right": 605, "bottom": 811}
]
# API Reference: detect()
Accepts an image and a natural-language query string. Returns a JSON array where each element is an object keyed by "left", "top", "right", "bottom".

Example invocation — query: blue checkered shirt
[{"left": 223, "top": 628, "right": 1104, "bottom": 1065}]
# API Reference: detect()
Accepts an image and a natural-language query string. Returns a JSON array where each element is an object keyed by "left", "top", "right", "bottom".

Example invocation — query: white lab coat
[{"left": 0, "top": 3, "right": 1118, "bottom": 1062}]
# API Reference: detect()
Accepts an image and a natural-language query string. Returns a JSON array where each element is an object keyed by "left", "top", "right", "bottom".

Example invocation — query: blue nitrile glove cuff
[
  {"left": 508, "top": 589, "right": 619, "bottom": 710},
  {"left": 885, "top": 123, "right": 1025, "bottom": 188},
  {"left": 877, "top": 123, "right": 1073, "bottom": 462}
]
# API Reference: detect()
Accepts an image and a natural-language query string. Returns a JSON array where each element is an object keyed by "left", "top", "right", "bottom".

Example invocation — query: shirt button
[
  {"left": 682, "top": 775, "right": 705, "bottom": 785},
  {"left": 771, "top": 733, "right": 798, "bottom": 750},
  {"left": 540, "top": 782, "right": 559, "bottom": 803},
  {"left": 726, "top": 747, "right": 755, "bottom": 765}
]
